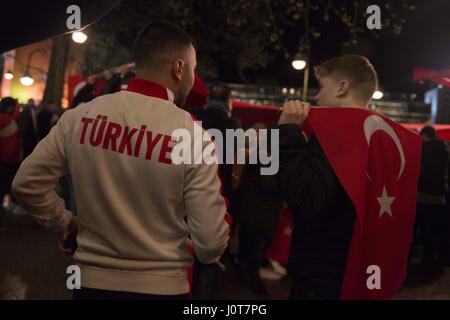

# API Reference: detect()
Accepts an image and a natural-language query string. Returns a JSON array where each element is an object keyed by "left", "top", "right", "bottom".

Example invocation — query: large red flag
[
  {"left": 304, "top": 107, "right": 422, "bottom": 299},
  {"left": 413, "top": 67, "right": 450, "bottom": 88}
]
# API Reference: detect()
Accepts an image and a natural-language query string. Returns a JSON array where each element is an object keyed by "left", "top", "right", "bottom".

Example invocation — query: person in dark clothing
[
  {"left": 0, "top": 97, "right": 21, "bottom": 230},
  {"left": 191, "top": 84, "right": 242, "bottom": 299},
  {"left": 36, "top": 100, "right": 61, "bottom": 140},
  {"left": 199, "top": 83, "right": 242, "bottom": 205},
  {"left": 278, "top": 126, "right": 355, "bottom": 299},
  {"left": 234, "top": 124, "right": 284, "bottom": 295},
  {"left": 277, "top": 55, "right": 378, "bottom": 300},
  {"left": 36, "top": 106, "right": 53, "bottom": 139},
  {"left": 16, "top": 98, "right": 38, "bottom": 159},
  {"left": 119, "top": 64, "right": 136, "bottom": 89},
  {"left": 444, "top": 143, "right": 450, "bottom": 266},
  {"left": 71, "top": 75, "right": 98, "bottom": 108},
  {"left": 99, "top": 69, "right": 122, "bottom": 95},
  {"left": 415, "top": 126, "right": 449, "bottom": 275}
]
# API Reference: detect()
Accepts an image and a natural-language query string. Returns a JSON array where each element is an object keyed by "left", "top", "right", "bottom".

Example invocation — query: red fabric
[
  {"left": 413, "top": 67, "right": 450, "bottom": 88},
  {"left": 183, "top": 101, "right": 280, "bottom": 142},
  {"left": 68, "top": 76, "right": 107, "bottom": 106},
  {"left": 126, "top": 78, "right": 171, "bottom": 101},
  {"left": 401, "top": 123, "right": 450, "bottom": 141},
  {"left": 13, "top": 105, "right": 22, "bottom": 119},
  {"left": 305, "top": 108, "right": 422, "bottom": 299},
  {"left": 185, "top": 73, "right": 208, "bottom": 108},
  {"left": 231, "top": 101, "right": 280, "bottom": 127},
  {"left": 68, "top": 76, "right": 86, "bottom": 106},
  {"left": 0, "top": 114, "right": 21, "bottom": 164},
  {"left": 265, "top": 207, "right": 292, "bottom": 266}
]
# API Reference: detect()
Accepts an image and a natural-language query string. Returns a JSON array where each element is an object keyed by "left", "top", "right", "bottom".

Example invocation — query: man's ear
[
  {"left": 172, "top": 58, "right": 185, "bottom": 81},
  {"left": 337, "top": 80, "right": 350, "bottom": 97}
]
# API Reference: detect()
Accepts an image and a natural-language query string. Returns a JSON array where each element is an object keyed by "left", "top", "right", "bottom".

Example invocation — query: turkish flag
[
  {"left": 305, "top": 107, "right": 422, "bottom": 299},
  {"left": 231, "top": 101, "right": 280, "bottom": 127},
  {"left": 413, "top": 67, "right": 450, "bottom": 88}
]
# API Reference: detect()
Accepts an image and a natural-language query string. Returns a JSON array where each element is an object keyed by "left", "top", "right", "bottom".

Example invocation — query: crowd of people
[
  {"left": 412, "top": 126, "right": 450, "bottom": 276},
  {"left": 1, "top": 97, "right": 63, "bottom": 219},
  {"left": 1, "top": 21, "right": 449, "bottom": 300}
]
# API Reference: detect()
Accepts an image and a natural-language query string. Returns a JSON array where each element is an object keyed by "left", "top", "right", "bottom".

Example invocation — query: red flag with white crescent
[{"left": 305, "top": 107, "right": 422, "bottom": 299}]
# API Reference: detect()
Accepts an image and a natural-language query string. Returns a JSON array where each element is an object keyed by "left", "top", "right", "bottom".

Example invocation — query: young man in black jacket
[
  {"left": 416, "top": 126, "right": 449, "bottom": 274},
  {"left": 277, "top": 55, "right": 379, "bottom": 299}
]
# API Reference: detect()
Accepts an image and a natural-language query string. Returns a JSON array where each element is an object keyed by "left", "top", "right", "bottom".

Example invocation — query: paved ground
[{"left": 1, "top": 212, "right": 449, "bottom": 300}]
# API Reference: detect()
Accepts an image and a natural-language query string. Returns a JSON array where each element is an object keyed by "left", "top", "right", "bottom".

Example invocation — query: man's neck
[
  {"left": 336, "top": 98, "right": 368, "bottom": 109},
  {"left": 342, "top": 104, "right": 368, "bottom": 109}
]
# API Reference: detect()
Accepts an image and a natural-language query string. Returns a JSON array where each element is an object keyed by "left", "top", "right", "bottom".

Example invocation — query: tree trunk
[{"left": 42, "top": 34, "right": 71, "bottom": 106}]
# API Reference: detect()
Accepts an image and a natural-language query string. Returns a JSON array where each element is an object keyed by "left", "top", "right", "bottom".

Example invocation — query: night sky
[
  {"left": 3, "top": 1, "right": 450, "bottom": 96},
  {"left": 265, "top": 0, "right": 450, "bottom": 95},
  {"left": 373, "top": 0, "right": 450, "bottom": 94}
]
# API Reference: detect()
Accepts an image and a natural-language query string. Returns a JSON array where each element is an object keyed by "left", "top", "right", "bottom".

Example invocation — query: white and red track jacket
[{"left": 12, "top": 78, "right": 230, "bottom": 295}]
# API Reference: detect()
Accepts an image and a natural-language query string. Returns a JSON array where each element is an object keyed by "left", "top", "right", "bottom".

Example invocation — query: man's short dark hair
[
  {"left": 133, "top": 20, "right": 193, "bottom": 70},
  {"left": 420, "top": 126, "right": 437, "bottom": 140},
  {"left": 209, "top": 84, "right": 231, "bottom": 102}
]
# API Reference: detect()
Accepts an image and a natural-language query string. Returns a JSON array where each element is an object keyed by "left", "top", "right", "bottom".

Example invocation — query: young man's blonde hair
[{"left": 314, "top": 55, "right": 378, "bottom": 104}]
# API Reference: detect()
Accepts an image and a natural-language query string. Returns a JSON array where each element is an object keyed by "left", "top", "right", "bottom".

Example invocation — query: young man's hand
[
  {"left": 58, "top": 216, "right": 79, "bottom": 255},
  {"left": 278, "top": 100, "right": 310, "bottom": 126}
]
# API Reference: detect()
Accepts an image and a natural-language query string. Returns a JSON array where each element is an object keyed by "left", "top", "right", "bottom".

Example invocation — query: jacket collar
[{"left": 126, "top": 78, "right": 174, "bottom": 103}]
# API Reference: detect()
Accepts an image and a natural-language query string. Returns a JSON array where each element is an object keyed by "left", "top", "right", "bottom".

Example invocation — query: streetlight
[
  {"left": 18, "top": 48, "right": 48, "bottom": 86},
  {"left": 292, "top": 53, "right": 310, "bottom": 101},
  {"left": 372, "top": 90, "right": 384, "bottom": 100},
  {"left": 4, "top": 70, "right": 14, "bottom": 80},
  {"left": 72, "top": 31, "right": 88, "bottom": 44},
  {"left": 291, "top": 58, "right": 307, "bottom": 70},
  {"left": 20, "top": 69, "right": 34, "bottom": 86}
]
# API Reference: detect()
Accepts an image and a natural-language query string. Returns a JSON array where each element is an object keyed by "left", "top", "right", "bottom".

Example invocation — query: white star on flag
[{"left": 377, "top": 185, "right": 396, "bottom": 218}]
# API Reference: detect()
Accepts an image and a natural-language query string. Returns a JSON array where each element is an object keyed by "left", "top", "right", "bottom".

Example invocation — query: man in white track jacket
[{"left": 12, "top": 21, "right": 230, "bottom": 300}]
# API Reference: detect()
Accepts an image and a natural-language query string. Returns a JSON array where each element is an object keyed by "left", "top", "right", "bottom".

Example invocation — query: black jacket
[
  {"left": 418, "top": 140, "right": 449, "bottom": 196},
  {"left": 277, "top": 124, "right": 355, "bottom": 279},
  {"left": 198, "top": 101, "right": 242, "bottom": 205},
  {"left": 234, "top": 159, "right": 284, "bottom": 241},
  {"left": 71, "top": 83, "right": 96, "bottom": 108}
]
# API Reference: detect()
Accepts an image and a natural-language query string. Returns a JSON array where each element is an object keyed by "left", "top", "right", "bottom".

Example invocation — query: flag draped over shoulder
[{"left": 305, "top": 107, "right": 422, "bottom": 299}]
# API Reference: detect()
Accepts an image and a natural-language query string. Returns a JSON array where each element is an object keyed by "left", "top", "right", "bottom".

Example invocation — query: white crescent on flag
[{"left": 364, "top": 115, "right": 406, "bottom": 181}]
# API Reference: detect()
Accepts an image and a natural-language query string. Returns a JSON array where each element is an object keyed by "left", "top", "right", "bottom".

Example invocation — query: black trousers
[
  {"left": 417, "top": 204, "right": 446, "bottom": 270},
  {"left": 73, "top": 288, "right": 189, "bottom": 300},
  {"left": 290, "top": 276, "right": 343, "bottom": 300},
  {"left": 238, "top": 225, "right": 267, "bottom": 286}
]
